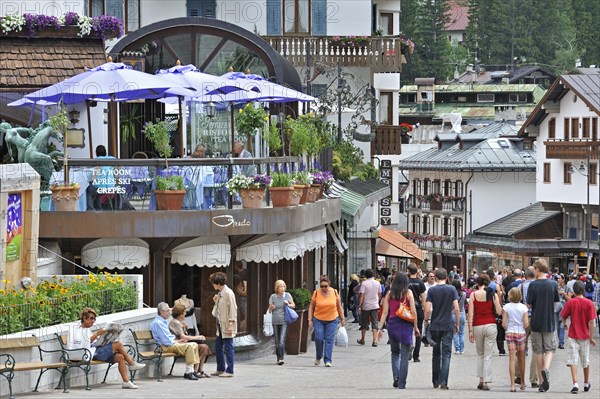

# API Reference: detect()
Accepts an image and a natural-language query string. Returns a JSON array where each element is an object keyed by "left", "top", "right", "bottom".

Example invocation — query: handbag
[
  {"left": 395, "top": 298, "right": 415, "bottom": 323},
  {"left": 263, "top": 311, "right": 274, "bottom": 336},
  {"left": 284, "top": 305, "right": 299, "bottom": 324}
]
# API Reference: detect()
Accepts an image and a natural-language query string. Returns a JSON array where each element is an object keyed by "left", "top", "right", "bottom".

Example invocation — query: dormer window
[{"left": 477, "top": 93, "right": 495, "bottom": 103}]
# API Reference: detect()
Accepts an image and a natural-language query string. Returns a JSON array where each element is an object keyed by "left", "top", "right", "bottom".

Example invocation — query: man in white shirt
[{"left": 357, "top": 269, "right": 382, "bottom": 347}]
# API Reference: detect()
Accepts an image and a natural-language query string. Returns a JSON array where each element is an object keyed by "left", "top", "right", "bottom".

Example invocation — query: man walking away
[
  {"left": 408, "top": 263, "right": 426, "bottom": 362},
  {"left": 357, "top": 269, "right": 382, "bottom": 346},
  {"left": 516, "top": 266, "right": 539, "bottom": 387},
  {"left": 424, "top": 268, "right": 460, "bottom": 390},
  {"left": 561, "top": 281, "right": 597, "bottom": 394},
  {"left": 527, "top": 259, "right": 559, "bottom": 393}
]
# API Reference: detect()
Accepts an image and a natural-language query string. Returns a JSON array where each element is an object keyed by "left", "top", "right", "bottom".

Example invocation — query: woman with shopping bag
[
  {"left": 268, "top": 280, "right": 296, "bottom": 365},
  {"left": 378, "top": 272, "right": 419, "bottom": 389}
]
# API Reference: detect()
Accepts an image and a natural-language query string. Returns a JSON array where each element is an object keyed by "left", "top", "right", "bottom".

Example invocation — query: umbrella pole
[
  {"left": 178, "top": 96, "right": 184, "bottom": 157},
  {"left": 109, "top": 95, "right": 118, "bottom": 157},
  {"left": 86, "top": 100, "right": 93, "bottom": 159},
  {"left": 230, "top": 103, "right": 235, "bottom": 156}
]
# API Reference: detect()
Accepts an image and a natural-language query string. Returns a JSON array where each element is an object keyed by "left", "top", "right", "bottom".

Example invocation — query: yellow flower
[{"left": 239, "top": 109, "right": 243, "bottom": 113}]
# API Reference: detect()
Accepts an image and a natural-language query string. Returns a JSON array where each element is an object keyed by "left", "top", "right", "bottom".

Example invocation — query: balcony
[
  {"left": 401, "top": 233, "right": 463, "bottom": 252},
  {"left": 407, "top": 194, "right": 466, "bottom": 214},
  {"left": 544, "top": 139, "right": 599, "bottom": 160},
  {"left": 263, "top": 36, "right": 407, "bottom": 72},
  {"left": 371, "top": 125, "right": 411, "bottom": 155}
]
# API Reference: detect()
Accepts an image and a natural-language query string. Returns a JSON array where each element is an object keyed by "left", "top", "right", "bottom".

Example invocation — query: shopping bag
[
  {"left": 263, "top": 312, "right": 274, "bottom": 337},
  {"left": 335, "top": 326, "right": 348, "bottom": 347},
  {"left": 284, "top": 305, "right": 299, "bottom": 324}
]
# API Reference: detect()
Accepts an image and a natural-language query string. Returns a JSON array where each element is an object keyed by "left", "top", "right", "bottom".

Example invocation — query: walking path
[{"left": 15, "top": 321, "right": 600, "bottom": 399}]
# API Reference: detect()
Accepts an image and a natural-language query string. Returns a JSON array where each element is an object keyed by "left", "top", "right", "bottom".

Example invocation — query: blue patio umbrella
[{"left": 21, "top": 62, "right": 189, "bottom": 156}]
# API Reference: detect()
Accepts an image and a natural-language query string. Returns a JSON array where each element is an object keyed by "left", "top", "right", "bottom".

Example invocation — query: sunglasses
[{"left": 320, "top": 284, "right": 329, "bottom": 288}]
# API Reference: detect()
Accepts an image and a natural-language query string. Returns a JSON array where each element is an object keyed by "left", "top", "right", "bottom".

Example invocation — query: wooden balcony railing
[
  {"left": 371, "top": 125, "right": 410, "bottom": 155},
  {"left": 544, "top": 139, "right": 599, "bottom": 160},
  {"left": 263, "top": 36, "right": 407, "bottom": 72},
  {"left": 407, "top": 194, "right": 465, "bottom": 213}
]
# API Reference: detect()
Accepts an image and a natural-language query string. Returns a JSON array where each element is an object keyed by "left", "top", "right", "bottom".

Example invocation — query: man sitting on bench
[
  {"left": 68, "top": 307, "right": 145, "bottom": 389},
  {"left": 150, "top": 302, "right": 201, "bottom": 380}
]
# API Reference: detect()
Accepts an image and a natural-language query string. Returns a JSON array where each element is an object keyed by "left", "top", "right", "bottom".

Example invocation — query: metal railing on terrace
[
  {"left": 407, "top": 194, "right": 466, "bottom": 213},
  {"left": 44, "top": 156, "right": 302, "bottom": 212},
  {"left": 0, "top": 278, "right": 138, "bottom": 335},
  {"left": 263, "top": 36, "right": 407, "bottom": 72}
]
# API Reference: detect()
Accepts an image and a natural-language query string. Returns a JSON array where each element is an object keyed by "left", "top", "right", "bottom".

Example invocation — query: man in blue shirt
[{"left": 150, "top": 302, "right": 200, "bottom": 380}]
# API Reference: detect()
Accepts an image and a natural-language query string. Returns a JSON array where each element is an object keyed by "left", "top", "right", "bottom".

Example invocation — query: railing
[
  {"left": 407, "top": 195, "right": 465, "bottom": 213},
  {"left": 0, "top": 285, "right": 137, "bottom": 335},
  {"left": 412, "top": 237, "right": 463, "bottom": 251},
  {"left": 263, "top": 36, "right": 407, "bottom": 72},
  {"left": 372, "top": 125, "right": 408, "bottom": 155},
  {"left": 44, "top": 156, "right": 302, "bottom": 212},
  {"left": 544, "top": 139, "right": 599, "bottom": 160}
]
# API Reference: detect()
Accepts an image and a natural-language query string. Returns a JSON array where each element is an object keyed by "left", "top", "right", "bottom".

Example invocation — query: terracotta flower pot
[
  {"left": 290, "top": 186, "right": 303, "bottom": 206},
  {"left": 239, "top": 187, "right": 265, "bottom": 208},
  {"left": 154, "top": 190, "right": 186, "bottom": 210},
  {"left": 294, "top": 184, "right": 309, "bottom": 204},
  {"left": 50, "top": 185, "right": 80, "bottom": 211},
  {"left": 306, "top": 184, "right": 322, "bottom": 203},
  {"left": 269, "top": 186, "right": 294, "bottom": 207}
]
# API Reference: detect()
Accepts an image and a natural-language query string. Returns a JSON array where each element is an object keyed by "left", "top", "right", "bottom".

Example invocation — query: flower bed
[
  {"left": 0, "top": 12, "right": 123, "bottom": 39},
  {"left": 0, "top": 273, "right": 137, "bottom": 335}
]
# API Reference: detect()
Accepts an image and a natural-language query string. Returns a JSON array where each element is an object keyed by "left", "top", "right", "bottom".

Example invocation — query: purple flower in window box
[
  {"left": 91, "top": 15, "right": 124, "bottom": 40},
  {"left": 23, "top": 13, "right": 60, "bottom": 37},
  {"left": 63, "top": 12, "right": 79, "bottom": 26}
]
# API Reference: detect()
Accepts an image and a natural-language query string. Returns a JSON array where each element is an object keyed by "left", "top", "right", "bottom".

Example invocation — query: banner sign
[{"left": 6, "top": 193, "right": 22, "bottom": 261}]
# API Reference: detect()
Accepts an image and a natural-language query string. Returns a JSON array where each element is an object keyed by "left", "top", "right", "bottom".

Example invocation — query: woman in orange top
[{"left": 308, "top": 275, "right": 346, "bottom": 367}]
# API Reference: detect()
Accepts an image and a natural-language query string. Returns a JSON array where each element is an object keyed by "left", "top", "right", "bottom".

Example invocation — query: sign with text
[{"left": 380, "top": 160, "right": 393, "bottom": 226}]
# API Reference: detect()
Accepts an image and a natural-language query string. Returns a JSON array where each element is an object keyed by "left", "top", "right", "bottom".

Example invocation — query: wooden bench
[
  {"left": 129, "top": 329, "right": 183, "bottom": 382},
  {"left": 0, "top": 336, "right": 68, "bottom": 399},
  {"left": 54, "top": 334, "right": 135, "bottom": 390}
]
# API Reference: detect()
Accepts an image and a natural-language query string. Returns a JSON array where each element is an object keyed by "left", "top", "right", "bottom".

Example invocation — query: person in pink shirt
[
  {"left": 357, "top": 269, "right": 382, "bottom": 347},
  {"left": 561, "top": 280, "right": 597, "bottom": 394}
]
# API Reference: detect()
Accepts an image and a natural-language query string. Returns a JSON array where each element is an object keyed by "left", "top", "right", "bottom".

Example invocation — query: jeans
[
  {"left": 452, "top": 312, "right": 466, "bottom": 352},
  {"left": 390, "top": 338, "right": 411, "bottom": 389},
  {"left": 273, "top": 323, "right": 288, "bottom": 360},
  {"left": 431, "top": 330, "right": 453, "bottom": 386},
  {"left": 413, "top": 307, "right": 424, "bottom": 360},
  {"left": 215, "top": 334, "right": 234, "bottom": 374},
  {"left": 313, "top": 317, "right": 339, "bottom": 364},
  {"left": 555, "top": 312, "right": 564, "bottom": 345}
]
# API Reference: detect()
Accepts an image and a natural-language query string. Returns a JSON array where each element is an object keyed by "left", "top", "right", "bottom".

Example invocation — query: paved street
[{"left": 15, "top": 322, "right": 600, "bottom": 399}]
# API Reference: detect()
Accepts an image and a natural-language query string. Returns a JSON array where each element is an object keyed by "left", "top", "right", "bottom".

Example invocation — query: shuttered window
[{"left": 187, "top": 0, "right": 216, "bottom": 18}]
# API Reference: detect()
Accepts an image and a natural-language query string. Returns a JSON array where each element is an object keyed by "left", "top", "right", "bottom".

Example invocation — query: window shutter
[
  {"left": 187, "top": 0, "right": 202, "bottom": 17},
  {"left": 266, "top": 0, "right": 281, "bottom": 35},
  {"left": 202, "top": 0, "right": 216, "bottom": 18},
  {"left": 312, "top": 0, "right": 327, "bottom": 35},
  {"left": 106, "top": 0, "right": 124, "bottom": 20}
]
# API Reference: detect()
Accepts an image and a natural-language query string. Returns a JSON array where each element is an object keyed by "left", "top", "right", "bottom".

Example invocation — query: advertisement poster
[{"left": 6, "top": 193, "right": 22, "bottom": 261}]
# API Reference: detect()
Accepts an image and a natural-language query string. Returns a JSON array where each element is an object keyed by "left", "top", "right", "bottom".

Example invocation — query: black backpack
[{"left": 585, "top": 279, "right": 594, "bottom": 293}]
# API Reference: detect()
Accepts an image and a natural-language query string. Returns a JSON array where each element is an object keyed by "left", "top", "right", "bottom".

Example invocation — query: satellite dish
[{"left": 20, "top": 277, "right": 33, "bottom": 290}]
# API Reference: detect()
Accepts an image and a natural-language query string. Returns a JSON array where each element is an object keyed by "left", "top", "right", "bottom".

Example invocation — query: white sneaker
[
  {"left": 325, "top": 362, "right": 332, "bottom": 367},
  {"left": 122, "top": 381, "right": 138, "bottom": 389},
  {"left": 128, "top": 362, "right": 146, "bottom": 371}
]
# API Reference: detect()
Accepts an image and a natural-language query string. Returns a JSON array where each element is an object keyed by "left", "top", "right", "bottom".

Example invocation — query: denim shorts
[{"left": 93, "top": 344, "right": 115, "bottom": 362}]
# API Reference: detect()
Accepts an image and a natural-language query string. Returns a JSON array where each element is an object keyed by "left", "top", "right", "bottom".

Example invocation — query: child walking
[{"left": 502, "top": 287, "right": 529, "bottom": 392}]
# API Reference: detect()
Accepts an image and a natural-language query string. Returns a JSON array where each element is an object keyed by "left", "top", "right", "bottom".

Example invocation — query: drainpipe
[{"left": 464, "top": 169, "right": 475, "bottom": 242}]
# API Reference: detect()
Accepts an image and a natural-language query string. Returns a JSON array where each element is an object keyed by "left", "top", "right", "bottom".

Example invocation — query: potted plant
[
  {"left": 286, "top": 288, "right": 312, "bottom": 355},
  {"left": 310, "top": 170, "right": 335, "bottom": 200},
  {"left": 268, "top": 171, "right": 293, "bottom": 207},
  {"left": 235, "top": 103, "right": 268, "bottom": 152},
  {"left": 46, "top": 107, "right": 79, "bottom": 211},
  {"left": 225, "top": 173, "right": 271, "bottom": 208},
  {"left": 143, "top": 119, "right": 185, "bottom": 210},
  {"left": 291, "top": 171, "right": 312, "bottom": 205}
]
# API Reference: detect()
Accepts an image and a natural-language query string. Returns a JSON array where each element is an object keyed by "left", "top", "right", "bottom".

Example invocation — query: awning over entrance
[
  {"left": 376, "top": 227, "right": 425, "bottom": 260},
  {"left": 331, "top": 179, "right": 391, "bottom": 226},
  {"left": 236, "top": 228, "right": 327, "bottom": 263},
  {"left": 327, "top": 221, "right": 349, "bottom": 253},
  {"left": 171, "top": 237, "right": 231, "bottom": 268},
  {"left": 81, "top": 238, "right": 150, "bottom": 269}
]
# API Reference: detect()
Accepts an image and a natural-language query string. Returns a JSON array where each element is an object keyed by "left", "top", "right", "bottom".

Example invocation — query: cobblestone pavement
[{"left": 15, "top": 320, "right": 600, "bottom": 399}]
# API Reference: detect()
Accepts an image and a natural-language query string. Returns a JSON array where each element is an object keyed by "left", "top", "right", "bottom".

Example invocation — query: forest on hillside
[{"left": 400, "top": 0, "right": 600, "bottom": 83}]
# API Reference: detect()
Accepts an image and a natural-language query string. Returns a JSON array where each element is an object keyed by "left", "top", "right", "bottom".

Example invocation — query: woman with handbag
[
  {"left": 468, "top": 274, "right": 503, "bottom": 390},
  {"left": 377, "top": 272, "right": 419, "bottom": 389},
  {"left": 308, "top": 275, "right": 346, "bottom": 367},
  {"left": 268, "top": 280, "right": 296, "bottom": 365}
]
